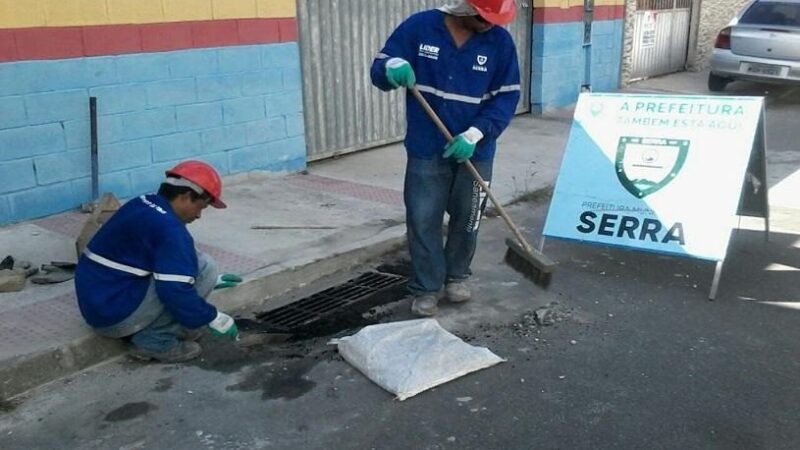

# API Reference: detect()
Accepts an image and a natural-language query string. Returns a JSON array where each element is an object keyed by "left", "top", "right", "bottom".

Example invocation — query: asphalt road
[{"left": 1, "top": 73, "right": 799, "bottom": 450}]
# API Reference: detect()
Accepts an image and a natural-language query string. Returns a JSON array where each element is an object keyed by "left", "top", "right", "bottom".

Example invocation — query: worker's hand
[
  {"left": 208, "top": 311, "right": 239, "bottom": 340},
  {"left": 214, "top": 273, "right": 242, "bottom": 290},
  {"left": 443, "top": 127, "right": 484, "bottom": 162},
  {"left": 385, "top": 58, "right": 415, "bottom": 88}
]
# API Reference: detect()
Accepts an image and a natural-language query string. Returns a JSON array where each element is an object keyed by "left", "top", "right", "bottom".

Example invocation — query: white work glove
[{"left": 208, "top": 311, "right": 238, "bottom": 340}]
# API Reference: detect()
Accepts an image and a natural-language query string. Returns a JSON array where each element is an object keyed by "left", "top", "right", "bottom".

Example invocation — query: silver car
[{"left": 708, "top": 0, "right": 800, "bottom": 91}]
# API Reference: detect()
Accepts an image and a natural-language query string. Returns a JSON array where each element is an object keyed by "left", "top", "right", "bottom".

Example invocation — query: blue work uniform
[
  {"left": 370, "top": 9, "right": 522, "bottom": 296},
  {"left": 74, "top": 194, "right": 217, "bottom": 329},
  {"left": 370, "top": 8, "right": 521, "bottom": 161}
]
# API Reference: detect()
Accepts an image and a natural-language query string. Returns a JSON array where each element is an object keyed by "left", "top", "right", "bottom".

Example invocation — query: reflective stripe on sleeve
[
  {"left": 153, "top": 273, "right": 196, "bottom": 285},
  {"left": 84, "top": 249, "right": 151, "bottom": 277}
]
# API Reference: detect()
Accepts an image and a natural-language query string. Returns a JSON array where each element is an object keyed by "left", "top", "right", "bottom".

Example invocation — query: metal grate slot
[{"left": 255, "top": 271, "right": 407, "bottom": 331}]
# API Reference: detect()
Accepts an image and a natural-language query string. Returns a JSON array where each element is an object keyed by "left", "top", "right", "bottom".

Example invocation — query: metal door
[
  {"left": 297, "top": 0, "right": 532, "bottom": 161},
  {"left": 630, "top": 0, "right": 692, "bottom": 80}
]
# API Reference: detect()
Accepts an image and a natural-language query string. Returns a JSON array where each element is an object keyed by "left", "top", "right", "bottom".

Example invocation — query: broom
[{"left": 409, "top": 86, "right": 555, "bottom": 287}]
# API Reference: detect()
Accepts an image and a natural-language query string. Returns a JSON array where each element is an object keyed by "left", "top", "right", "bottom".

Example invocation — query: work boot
[
  {"left": 410, "top": 293, "right": 440, "bottom": 317},
  {"left": 446, "top": 281, "right": 471, "bottom": 303},
  {"left": 177, "top": 327, "right": 203, "bottom": 341},
  {"left": 129, "top": 341, "right": 202, "bottom": 363}
]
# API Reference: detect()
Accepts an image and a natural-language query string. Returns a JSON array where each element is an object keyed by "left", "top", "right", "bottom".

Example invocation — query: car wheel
[{"left": 708, "top": 73, "right": 730, "bottom": 92}]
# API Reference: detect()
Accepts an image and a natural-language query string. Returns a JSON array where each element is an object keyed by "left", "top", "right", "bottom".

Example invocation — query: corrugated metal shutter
[
  {"left": 298, "top": 0, "right": 532, "bottom": 161},
  {"left": 630, "top": 0, "right": 692, "bottom": 80}
]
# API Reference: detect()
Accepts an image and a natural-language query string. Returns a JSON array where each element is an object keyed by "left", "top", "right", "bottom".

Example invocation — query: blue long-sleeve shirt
[
  {"left": 371, "top": 9, "right": 521, "bottom": 161},
  {"left": 74, "top": 194, "right": 217, "bottom": 329}
]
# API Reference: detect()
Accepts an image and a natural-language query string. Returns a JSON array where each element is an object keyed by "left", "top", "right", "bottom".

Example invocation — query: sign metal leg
[
  {"left": 538, "top": 236, "right": 546, "bottom": 253},
  {"left": 709, "top": 261, "right": 724, "bottom": 300}
]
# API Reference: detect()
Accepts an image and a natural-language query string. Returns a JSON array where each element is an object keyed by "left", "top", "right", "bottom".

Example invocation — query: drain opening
[{"left": 246, "top": 270, "right": 408, "bottom": 337}]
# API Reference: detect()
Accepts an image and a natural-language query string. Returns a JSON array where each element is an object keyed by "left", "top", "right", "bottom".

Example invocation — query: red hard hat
[
  {"left": 165, "top": 160, "right": 227, "bottom": 209},
  {"left": 468, "top": 0, "right": 517, "bottom": 25}
]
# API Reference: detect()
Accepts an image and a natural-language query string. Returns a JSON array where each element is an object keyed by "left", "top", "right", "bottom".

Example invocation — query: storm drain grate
[{"left": 255, "top": 271, "right": 407, "bottom": 331}]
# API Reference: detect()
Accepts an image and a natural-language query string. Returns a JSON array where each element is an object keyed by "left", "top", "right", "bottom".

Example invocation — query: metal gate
[
  {"left": 297, "top": 0, "right": 532, "bottom": 161},
  {"left": 630, "top": 0, "right": 692, "bottom": 80}
]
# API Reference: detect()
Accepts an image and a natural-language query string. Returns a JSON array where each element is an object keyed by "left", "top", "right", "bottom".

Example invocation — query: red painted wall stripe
[
  {"left": 534, "top": 5, "right": 625, "bottom": 24},
  {"left": 0, "top": 17, "right": 297, "bottom": 63}
]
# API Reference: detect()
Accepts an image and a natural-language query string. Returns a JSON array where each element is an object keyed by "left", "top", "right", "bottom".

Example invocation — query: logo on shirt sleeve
[
  {"left": 419, "top": 44, "right": 440, "bottom": 60},
  {"left": 473, "top": 55, "right": 488, "bottom": 72}
]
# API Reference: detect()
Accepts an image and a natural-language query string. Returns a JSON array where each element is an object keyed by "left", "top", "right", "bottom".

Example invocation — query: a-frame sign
[{"left": 542, "top": 93, "right": 767, "bottom": 300}]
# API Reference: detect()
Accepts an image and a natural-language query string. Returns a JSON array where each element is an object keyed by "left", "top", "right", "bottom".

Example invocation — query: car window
[{"left": 739, "top": 2, "right": 800, "bottom": 26}]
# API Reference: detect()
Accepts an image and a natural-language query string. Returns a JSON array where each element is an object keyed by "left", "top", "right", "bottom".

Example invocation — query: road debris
[{"left": 0, "top": 257, "right": 38, "bottom": 292}]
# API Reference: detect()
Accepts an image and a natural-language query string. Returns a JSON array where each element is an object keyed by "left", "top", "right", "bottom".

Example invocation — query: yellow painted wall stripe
[
  {"left": 0, "top": 0, "right": 296, "bottom": 29},
  {"left": 163, "top": 0, "right": 214, "bottom": 22}
]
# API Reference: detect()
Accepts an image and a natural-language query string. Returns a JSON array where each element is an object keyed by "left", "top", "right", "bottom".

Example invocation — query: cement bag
[
  {"left": 335, "top": 319, "right": 504, "bottom": 401},
  {"left": 75, "top": 193, "right": 120, "bottom": 259}
]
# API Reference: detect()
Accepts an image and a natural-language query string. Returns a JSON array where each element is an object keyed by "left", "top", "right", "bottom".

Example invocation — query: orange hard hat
[
  {"left": 468, "top": 0, "right": 517, "bottom": 25},
  {"left": 165, "top": 160, "right": 227, "bottom": 209}
]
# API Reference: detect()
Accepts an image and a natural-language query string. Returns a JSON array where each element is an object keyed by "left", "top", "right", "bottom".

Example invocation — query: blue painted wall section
[
  {"left": 531, "top": 19, "right": 624, "bottom": 113},
  {"left": 0, "top": 42, "right": 307, "bottom": 224}
]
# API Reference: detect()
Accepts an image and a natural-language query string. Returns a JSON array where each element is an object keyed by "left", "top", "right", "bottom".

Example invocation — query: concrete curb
[
  {"left": 2, "top": 228, "right": 408, "bottom": 400},
  {"left": 1, "top": 334, "right": 125, "bottom": 400},
  {"left": 210, "top": 225, "right": 407, "bottom": 312}
]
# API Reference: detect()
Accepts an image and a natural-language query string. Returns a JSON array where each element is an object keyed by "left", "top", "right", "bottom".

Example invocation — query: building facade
[
  {"left": 531, "top": 0, "right": 626, "bottom": 112},
  {"left": 0, "top": 0, "right": 305, "bottom": 223},
  {"left": 621, "top": 0, "right": 752, "bottom": 84},
  {"left": 1, "top": 0, "right": 654, "bottom": 224}
]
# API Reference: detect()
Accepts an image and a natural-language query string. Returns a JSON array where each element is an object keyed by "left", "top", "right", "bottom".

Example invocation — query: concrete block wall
[
  {"left": 691, "top": 0, "right": 750, "bottom": 70},
  {"left": 0, "top": 0, "right": 306, "bottom": 224},
  {"left": 620, "top": 0, "right": 637, "bottom": 85},
  {"left": 532, "top": 0, "right": 626, "bottom": 113},
  {"left": 591, "top": 19, "right": 625, "bottom": 92}
]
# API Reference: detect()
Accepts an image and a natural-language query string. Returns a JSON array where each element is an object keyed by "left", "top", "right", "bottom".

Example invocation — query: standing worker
[
  {"left": 371, "top": 0, "right": 521, "bottom": 316},
  {"left": 75, "top": 160, "right": 242, "bottom": 363}
]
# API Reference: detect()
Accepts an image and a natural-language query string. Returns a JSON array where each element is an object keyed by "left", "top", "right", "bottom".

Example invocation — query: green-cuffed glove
[
  {"left": 208, "top": 311, "right": 239, "bottom": 340},
  {"left": 214, "top": 273, "right": 242, "bottom": 290},
  {"left": 385, "top": 58, "right": 416, "bottom": 89},
  {"left": 443, "top": 127, "right": 484, "bottom": 162}
]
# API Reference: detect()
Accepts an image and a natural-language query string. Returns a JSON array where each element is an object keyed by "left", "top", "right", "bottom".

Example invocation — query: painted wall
[
  {"left": 531, "top": 0, "right": 625, "bottom": 113},
  {"left": 0, "top": 0, "right": 306, "bottom": 224}
]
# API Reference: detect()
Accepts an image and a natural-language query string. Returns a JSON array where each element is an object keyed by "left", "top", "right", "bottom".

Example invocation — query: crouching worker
[{"left": 75, "top": 160, "right": 241, "bottom": 363}]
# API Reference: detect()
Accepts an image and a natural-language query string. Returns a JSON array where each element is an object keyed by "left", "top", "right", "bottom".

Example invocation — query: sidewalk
[{"left": 0, "top": 110, "right": 572, "bottom": 399}]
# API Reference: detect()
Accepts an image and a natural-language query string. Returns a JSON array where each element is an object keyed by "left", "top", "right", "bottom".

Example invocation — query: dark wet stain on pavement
[
  {"left": 0, "top": 398, "right": 21, "bottom": 414},
  {"left": 226, "top": 358, "right": 318, "bottom": 400},
  {"left": 104, "top": 402, "right": 156, "bottom": 422}
]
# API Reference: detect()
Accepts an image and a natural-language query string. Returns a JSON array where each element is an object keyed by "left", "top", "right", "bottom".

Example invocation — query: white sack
[{"left": 335, "top": 318, "right": 505, "bottom": 401}]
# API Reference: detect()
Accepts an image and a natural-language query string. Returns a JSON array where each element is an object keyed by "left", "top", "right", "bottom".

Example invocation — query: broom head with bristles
[{"left": 504, "top": 238, "right": 555, "bottom": 288}]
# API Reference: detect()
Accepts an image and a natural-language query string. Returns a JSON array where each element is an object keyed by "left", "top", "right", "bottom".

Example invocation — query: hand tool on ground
[
  {"left": 31, "top": 261, "right": 76, "bottom": 285},
  {"left": 409, "top": 86, "right": 556, "bottom": 287}
]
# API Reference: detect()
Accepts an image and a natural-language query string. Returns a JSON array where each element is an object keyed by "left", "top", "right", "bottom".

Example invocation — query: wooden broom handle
[{"left": 409, "top": 86, "right": 534, "bottom": 253}]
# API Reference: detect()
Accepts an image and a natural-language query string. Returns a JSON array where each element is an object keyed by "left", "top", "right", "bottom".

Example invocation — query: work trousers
[
  {"left": 94, "top": 252, "right": 218, "bottom": 352},
  {"left": 404, "top": 157, "right": 492, "bottom": 295}
]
